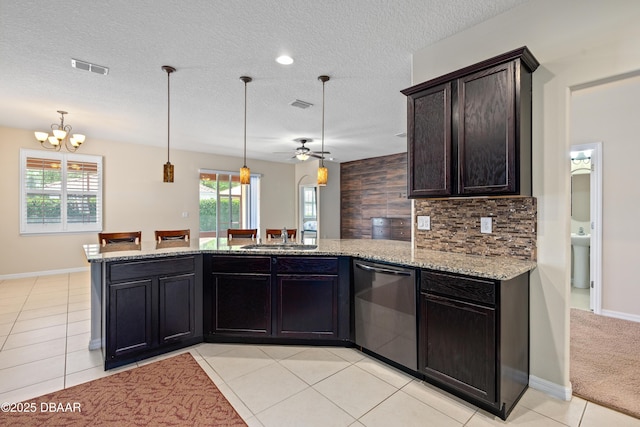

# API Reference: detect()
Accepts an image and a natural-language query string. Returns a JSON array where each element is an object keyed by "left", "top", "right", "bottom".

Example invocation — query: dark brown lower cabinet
[
  {"left": 105, "top": 255, "right": 203, "bottom": 369},
  {"left": 419, "top": 270, "right": 529, "bottom": 420},
  {"left": 421, "top": 294, "right": 496, "bottom": 402},
  {"left": 212, "top": 273, "right": 272, "bottom": 335},
  {"left": 108, "top": 279, "right": 153, "bottom": 359},
  {"left": 205, "top": 255, "right": 349, "bottom": 343},
  {"left": 277, "top": 274, "right": 338, "bottom": 338},
  {"left": 207, "top": 256, "right": 272, "bottom": 336}
]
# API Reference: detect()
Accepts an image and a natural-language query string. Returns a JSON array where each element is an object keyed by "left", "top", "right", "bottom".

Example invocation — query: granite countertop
[{"left": 83, "top": 238, "right": 536, "bottom": 281}]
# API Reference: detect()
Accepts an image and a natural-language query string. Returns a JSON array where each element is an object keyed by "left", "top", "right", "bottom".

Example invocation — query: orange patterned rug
[{"left": 0, "top": 353, "right": 247, "bottom": 426}]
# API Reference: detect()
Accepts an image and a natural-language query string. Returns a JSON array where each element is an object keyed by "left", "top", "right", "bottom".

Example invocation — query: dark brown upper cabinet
[{"left": 402, "top": 47, "right": 539, "bottom": 198}]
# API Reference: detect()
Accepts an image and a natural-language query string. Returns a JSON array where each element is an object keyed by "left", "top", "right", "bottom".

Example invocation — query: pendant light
[
  {"left": 317, "top": 75, "right": 330, "bottom": 186},
  {"left": 240, "top": 76, "right": 252, "bottom": 185},
  {"left": 162, "top": 65, "right": 176, "bottom": 183}
]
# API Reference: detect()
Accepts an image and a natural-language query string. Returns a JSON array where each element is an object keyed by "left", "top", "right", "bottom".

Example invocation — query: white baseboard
[
  {"left": 600, "top": 309, "right": 640, "bottom": 323},
  {"left": 529, "top": 375, "right": 572, "bottom": 401},
  {"left": 0, "top": 266, "right": 90, "bottom": 280},
  {"left": 89, "top": 339, "right": 103, "bottom": 351}
]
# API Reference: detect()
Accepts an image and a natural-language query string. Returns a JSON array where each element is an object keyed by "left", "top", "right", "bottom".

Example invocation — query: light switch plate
[
  {"left": 417, "top": 215, "right": 431, "bottom": 231},
  {"left": 480, "top": 217, "right": 492, "bottom": 234}
]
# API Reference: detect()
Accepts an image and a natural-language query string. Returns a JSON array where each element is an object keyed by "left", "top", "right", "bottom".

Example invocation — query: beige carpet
[
  {"left": 571, "top": 308, "right": 640, "bottom": 419},
  {"left": 0, "top": 353, "right": 247, "bottom": 426}
]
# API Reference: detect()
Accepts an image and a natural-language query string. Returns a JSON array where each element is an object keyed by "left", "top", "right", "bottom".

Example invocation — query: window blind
[{"left": 20, "top": 149, "right": 103, "bottom": 234}]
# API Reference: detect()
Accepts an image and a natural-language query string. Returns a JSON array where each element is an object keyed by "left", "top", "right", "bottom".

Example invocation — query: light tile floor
[{"left": 1, "top": 271, "right": 639, "bottom": 426}]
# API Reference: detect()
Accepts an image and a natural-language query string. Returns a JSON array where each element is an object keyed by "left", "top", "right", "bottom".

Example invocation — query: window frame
[{"left": 20, "top": 148, "right": 103, "bottom": 235}]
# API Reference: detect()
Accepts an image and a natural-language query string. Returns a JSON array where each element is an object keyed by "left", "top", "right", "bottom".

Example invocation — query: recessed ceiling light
[{"left": 276, "top": 55, "right": 294, "bottom": 65}]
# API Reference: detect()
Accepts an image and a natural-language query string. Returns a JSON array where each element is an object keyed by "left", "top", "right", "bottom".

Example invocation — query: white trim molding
[
  {"left": 529, "top": 375, "right": 572, "bottom": 401},
  {"left": 601, "top": 309, "right": 640, "bottom": 323},
  {"left": 0, "top": 266, "right": 90, "bottom": 280}
]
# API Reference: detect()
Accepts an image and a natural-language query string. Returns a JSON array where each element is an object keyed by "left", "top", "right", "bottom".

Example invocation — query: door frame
[{"left": 570, "top": 142, "right": 602, "bottom": 313}]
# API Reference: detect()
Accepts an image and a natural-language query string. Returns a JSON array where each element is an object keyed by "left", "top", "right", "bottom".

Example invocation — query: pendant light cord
[
  {"left": 167, "top": 70, "right": 171, "bottom": 163},
  {"left": 243, "top": 79, "right": 247, "bottom": 167},
  {"left": 318, "top": 75, "right": 329, "bottom": 167},
  {"left": 321, "top": 79, "right": 325, "bottom": 168}
]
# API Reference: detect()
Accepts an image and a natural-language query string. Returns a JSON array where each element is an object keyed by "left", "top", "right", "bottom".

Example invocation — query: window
[
  {"left": 199, "top": 170, "right": 260, "bottom": 246},
  {"left": 20, "top": 149, "right": 103, "bottom": 234}
]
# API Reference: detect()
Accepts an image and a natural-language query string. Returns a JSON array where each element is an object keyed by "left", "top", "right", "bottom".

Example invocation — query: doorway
[
  {"left": 569, "top": 142, "right": 602, "bottom": 313},
  {"left": 299, "top": 185, "right": 318, "bottom": 244}
]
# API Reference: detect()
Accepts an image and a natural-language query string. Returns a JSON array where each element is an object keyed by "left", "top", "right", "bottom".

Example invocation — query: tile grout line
[
  {"left": 0, "top": 278, "right": 37, "bottom": 352},
  {"left": 63, "top": 273, "right": 70, "bottom": 390}
]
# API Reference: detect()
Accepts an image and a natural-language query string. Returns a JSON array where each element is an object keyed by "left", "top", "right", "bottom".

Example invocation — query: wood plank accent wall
[{"left": 340, "top": 152, "right": 411, "bottom": 239}]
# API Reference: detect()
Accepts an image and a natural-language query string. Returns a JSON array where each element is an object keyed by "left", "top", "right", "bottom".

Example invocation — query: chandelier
[{"left": 34, "top": 110, "right": 86, "bottom": 152}]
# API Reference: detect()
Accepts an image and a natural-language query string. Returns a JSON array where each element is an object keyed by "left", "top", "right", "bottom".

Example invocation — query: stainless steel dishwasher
[{"left": 353, "top": 259, "right": 416, "bottom": 370}]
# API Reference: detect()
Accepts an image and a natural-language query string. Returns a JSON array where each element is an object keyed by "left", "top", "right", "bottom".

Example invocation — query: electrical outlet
[
  {"left": 417, "top": 215, "right": 431, "bottom": 231},
  {"left": 480, "top": 217, "right": 492, "bottom": 234}
]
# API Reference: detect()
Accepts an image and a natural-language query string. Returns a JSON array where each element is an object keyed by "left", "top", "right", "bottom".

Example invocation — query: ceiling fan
[{"left": 277, "top": 138, "right": 330, "bottom": 161}]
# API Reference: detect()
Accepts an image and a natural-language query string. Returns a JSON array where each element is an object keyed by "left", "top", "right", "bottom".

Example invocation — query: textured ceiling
[{"left": 0, "top": 0, "right": 529, "bottom": 163}]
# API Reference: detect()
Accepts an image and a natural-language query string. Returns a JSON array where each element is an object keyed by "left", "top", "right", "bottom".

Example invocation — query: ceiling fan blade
[{"left": 312, "top": 151, "right": 331, "bottom": 155}]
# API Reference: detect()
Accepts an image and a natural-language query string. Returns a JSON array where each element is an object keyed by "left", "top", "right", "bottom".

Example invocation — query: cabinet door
[
  {"left": 407, "top": 82, "right": 452, "bottom": 197},
  {"left": 277, "top": 274, "right": 338, "bottom": 339},
  {"left": 211, "top": 273, "right": 271, "bottom": 335},
  {"left": 457, "top": 62, "right": 515, "bottom": 195},
  {"left": 420, "top": 293, "right": 496, "bottom": 403},
  {"left": 158, "top": 273, "right": 196, "bottom": 344},
  {"left": 107, "top": 279, "right": 153, "bottom": 360}
]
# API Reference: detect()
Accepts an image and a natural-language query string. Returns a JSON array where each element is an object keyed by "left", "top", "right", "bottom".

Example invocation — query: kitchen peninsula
[{"left": 84, "top": 238, "right": 535, "bottom": 419}]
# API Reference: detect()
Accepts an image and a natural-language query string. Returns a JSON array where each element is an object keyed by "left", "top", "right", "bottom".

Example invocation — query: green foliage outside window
[{"left": 199, "top": 198, "right": 240, "bottom": 232}]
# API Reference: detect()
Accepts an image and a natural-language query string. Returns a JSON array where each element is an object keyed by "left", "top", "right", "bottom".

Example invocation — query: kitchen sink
[{"left": 241, "top": 244, "right": 318, "bottom": 251}]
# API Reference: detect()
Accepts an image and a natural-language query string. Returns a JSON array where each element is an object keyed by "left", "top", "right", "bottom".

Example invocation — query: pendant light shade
[
  {"left": 240, "top": 76, "right": 252, "bottom": 185},
  {"left": 317, "top": 75, "right": 330, "bottom": 186},
  {"left": 162, "top": 65, "right": 176, "bottom": 183},
  {"left": 317, "top": 166, "right": 328, "bottom": 186}
]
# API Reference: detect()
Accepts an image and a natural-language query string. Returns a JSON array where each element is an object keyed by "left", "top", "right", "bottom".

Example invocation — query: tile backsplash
[{"left": 414, "top": 197, "right": 537, "bottom": 261}]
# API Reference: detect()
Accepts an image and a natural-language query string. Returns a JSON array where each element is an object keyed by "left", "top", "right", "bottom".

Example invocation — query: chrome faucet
[{"left": 282, "top": 227, "right": 288, "bottom": 243}]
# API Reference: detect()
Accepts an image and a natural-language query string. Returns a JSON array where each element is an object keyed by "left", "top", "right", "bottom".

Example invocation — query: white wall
[
  {"left": 410, "top": 0, "right": 640, "bottom": 397},
  {"left": 0, "top": 126, "right": 295, "bottom": 277},
  {"left": 571, "top": 75, "right": 640, "bottom": 318}
]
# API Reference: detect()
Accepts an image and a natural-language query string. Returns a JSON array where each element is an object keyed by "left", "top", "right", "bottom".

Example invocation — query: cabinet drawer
[
  {"left": 372, "top": 217, "right": 391, "bottom": 227},
  {"left": 391, "top": 218, "right": 409, "bottom": 227},
  {"left": 391, "top": 227, "right": 410, "bottom": 241},
  {"left": 211, "top": 256, "right": 271, "bottom": 273},
  {"left": 372, "top": 225, "right": 391, "bottom": 240},
  {"left": 276, "top": 257, "right": 338, "bottom": 274},
  {"left": 422, "top": 271, "right": 495, "bottom": 305},
  {"left": 109, "top": 256, "right": 195, "bottom": 282}
]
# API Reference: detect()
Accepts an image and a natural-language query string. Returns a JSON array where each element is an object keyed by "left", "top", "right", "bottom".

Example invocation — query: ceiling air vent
[
  {"left": 290, "top": 99, "right": 313, "bottom": 109},
  {"left": 71, "top": 59, "right": 109, "bottom": 75}
]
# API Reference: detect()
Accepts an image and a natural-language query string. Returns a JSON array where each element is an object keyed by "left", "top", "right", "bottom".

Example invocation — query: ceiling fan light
[{"left": 296, "top": 153, "right": 310, "bottom": 161}]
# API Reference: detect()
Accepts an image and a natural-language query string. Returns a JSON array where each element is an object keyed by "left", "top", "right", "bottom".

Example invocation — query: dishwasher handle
[{"left": 354, "top": 262, "right": 413, "bottom": 276}]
